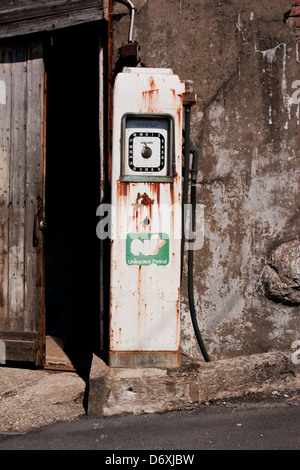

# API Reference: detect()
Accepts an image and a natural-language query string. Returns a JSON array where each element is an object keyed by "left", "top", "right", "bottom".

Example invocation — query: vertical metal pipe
[
  {"left": 181, "top": 106, "right": 190, "bottom": 280},
  {"left": 114, "top": 0, "right": 135, "bottom": 43}
]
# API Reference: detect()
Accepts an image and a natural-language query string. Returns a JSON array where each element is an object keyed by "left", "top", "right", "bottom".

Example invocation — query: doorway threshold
[{"left": 44, "top": 336, "right": 76, "bottom": 371}]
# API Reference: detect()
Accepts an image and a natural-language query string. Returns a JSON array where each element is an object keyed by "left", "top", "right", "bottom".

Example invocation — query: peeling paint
[{"left": 256, "top": 42, "right": 283, "bottom": 64}]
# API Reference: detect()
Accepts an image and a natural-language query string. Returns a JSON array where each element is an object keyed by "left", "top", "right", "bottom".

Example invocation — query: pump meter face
[
  {"left": 121, "top": 114, "right": 174, "bottom": 182},
  {"left": 129, "top": 131, "right": 165, "bottom": 172}
]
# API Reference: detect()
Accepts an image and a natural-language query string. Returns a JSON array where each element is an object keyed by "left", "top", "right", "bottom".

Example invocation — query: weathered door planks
[
  {"left": 24, "top": 42, "right": 44, "bottom": 336},
  {"left": 0, "top": 39, "right": 45, "bottom": 364},
  {"left": 9, "top": 45, "right": 27, "bottom": 333},
  {"left": 0, "top": 47, "right": 11, "bottom": 331}
]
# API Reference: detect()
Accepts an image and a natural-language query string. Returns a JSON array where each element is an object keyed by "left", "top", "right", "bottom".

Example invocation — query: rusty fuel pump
[
  {"left": 108, "top": 0, "right": 210, "bottom": 367},
  {"left": 109, "top": 67, "right": 184, "bottom": 367}
]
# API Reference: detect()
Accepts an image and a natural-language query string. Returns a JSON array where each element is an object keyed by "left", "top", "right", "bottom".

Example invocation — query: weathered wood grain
[
  {"left": 0, "top": 39, "right": 45, "bottom": 363},
  {"left": 0, "top": 1, "right": 104, "bottom": 38},
  {"left": 0, "top": 47, "right": 11, "bottom": 331},
  {"left": 8, "top": 44, "right": 27, "bottom": 332},
  {"left": 24, "top": 41, "right": 44, "bottom": 333}
]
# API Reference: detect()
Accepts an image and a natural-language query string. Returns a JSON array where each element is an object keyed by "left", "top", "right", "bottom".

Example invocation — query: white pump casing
[{"left": 109, "top": 68, "right": 184, "bottom": 367}]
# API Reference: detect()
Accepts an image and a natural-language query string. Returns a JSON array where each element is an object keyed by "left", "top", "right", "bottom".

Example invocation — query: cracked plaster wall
[{"left": 113, "top": 0, "right": 300, "bottom": 361}]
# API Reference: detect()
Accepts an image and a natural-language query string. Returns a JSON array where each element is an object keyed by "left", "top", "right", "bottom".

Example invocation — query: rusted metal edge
[{"left": 109, "top": 351, "right": 181, "bottom": 368}]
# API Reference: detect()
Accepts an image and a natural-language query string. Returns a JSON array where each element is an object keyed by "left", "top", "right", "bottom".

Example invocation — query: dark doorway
[{"left": 44, "top": 24, "right": 101, "bottom": 360}]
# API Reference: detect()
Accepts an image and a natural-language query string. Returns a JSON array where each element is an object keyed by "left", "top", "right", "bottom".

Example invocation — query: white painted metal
[{"left": 110, "top": 67, "right": 184, "bottom": 366}]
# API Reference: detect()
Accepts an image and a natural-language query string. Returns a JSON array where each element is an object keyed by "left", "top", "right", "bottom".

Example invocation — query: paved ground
[
  {"left": 0, "top": 398, "right": 299, "bottom": 450},
  {"left": 0, "top": 367, "right": 87, "bottom": 433},
  {"left": 1, "top": 349, "right": 299, "bottom": 435}
]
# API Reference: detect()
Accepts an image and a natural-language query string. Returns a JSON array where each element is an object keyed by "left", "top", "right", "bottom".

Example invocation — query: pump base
[{"left": 109, "top": 350, "right": 180, "bottom": 368}]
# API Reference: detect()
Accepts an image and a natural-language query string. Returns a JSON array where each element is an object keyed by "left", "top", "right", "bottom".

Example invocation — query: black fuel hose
[
  {"left": 182, "top": 111, "right": 210, "bottom": 362},
  {"left": 181, "top": 108, "right": 190, "bottom": 282},
  {"left": 188, "top": 162, "right": 211, "bottom": 363}
]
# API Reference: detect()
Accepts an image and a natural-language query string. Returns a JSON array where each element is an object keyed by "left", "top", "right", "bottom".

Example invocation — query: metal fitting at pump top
[{"left": 183, "top": 80, "right": 197, "bottom": 107}]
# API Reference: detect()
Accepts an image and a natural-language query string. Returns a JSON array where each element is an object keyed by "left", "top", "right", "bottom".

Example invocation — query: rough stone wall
[{"left": 112, "top": 0, "right": 300, "bottom": 361}]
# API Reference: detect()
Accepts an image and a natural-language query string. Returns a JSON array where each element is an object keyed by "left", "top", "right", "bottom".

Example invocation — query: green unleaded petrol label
[{"left": 126, "top": 233, "right": 169, "bottom": 266}]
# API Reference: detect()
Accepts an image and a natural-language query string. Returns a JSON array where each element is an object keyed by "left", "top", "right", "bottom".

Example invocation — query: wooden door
[{"left": 0, "top": 38, "right": 45, "bottom": 365}]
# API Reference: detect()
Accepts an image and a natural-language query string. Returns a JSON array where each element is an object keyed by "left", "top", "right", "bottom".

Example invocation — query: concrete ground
[{"left": 0, "top": 348, "right": 299, "bottom": 433}]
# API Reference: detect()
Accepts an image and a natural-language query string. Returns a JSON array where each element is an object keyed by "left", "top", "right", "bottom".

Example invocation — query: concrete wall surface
[{"left": 113, "top": 0, "right": 300, "bottom": 361}]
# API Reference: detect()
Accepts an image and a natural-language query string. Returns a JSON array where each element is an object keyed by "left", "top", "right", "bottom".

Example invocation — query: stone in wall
[{"left": 263, "top": 239, "right": 300, "bottom": 306}]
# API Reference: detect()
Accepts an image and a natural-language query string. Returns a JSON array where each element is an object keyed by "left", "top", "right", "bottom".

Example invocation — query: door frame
[{"left": 0, "top": 17, "right": 111, "bottom": 366}]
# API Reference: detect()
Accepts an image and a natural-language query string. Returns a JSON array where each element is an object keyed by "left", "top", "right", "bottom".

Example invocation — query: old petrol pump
[{"left": 109, "top": 67, "right": 184, "bottom": 367}]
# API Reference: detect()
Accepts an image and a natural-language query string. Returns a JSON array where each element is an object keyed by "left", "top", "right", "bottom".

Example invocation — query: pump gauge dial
[
  {"left": 121, "top": 114, "right": 174, "bottom": 182},
  {"left": 129, "top": 132, "right": 165, "bottom": 172}
]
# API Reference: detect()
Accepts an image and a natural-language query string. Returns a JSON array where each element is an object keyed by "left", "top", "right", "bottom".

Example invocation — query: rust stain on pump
[
  {"left": 116, "top": 179, "right": 128, "bottom": 198},
  {"left": 142, "top": 77, "right": 159, "bottom": 112},
  {"left": 135, "top": 192, "right": 154, "bottom": 206},
  {"left": 151, "top": 183, "right": 161, "bottom": 205},
  {"left": 149, "top": 76, "right": 156, "bottom": 89}
]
